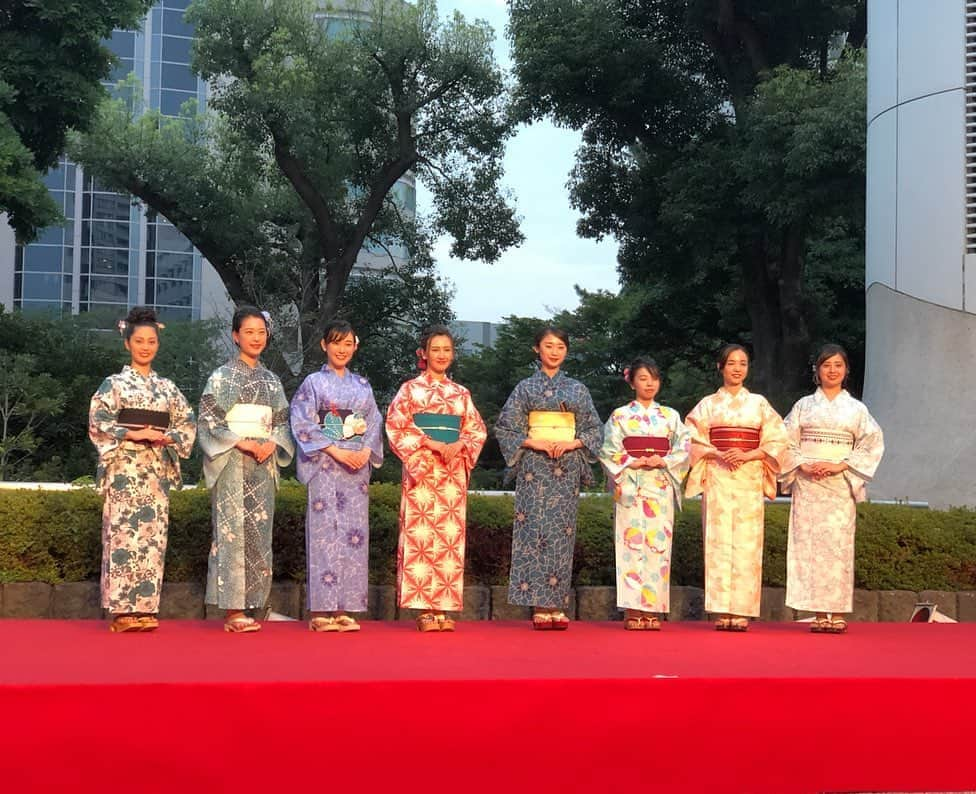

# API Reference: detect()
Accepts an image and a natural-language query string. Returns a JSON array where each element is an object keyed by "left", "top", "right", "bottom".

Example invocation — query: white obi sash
[
  {"left": 800, "top": 427, "right": 854, "bottom": 463},
  {"left": 226, "top": 403, "right": 273, "bottom": 439}
]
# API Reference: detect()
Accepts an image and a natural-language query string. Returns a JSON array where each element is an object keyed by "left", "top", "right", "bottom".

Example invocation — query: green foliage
[
  {"left": 0, "top": 352, "right": 66, "bottom": 479},
  {"left": 507, "top": 0, "right": 868, "bottom": 406},
  {"left": 71, "top": 0, "right": 522, "bottom": 376},
  {"left": 0, "top": 0, "right": 154, "bottom": 240},
  {"left": 5, "top": 484, "right": 976, "bottom": 594}
]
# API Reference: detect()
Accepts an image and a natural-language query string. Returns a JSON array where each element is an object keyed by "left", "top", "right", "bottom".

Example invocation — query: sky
[{"left": 415, "top": 0, "right": 621, "bottom": 323}]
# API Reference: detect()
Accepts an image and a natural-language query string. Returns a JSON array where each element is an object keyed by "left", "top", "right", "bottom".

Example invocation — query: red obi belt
[
  {"left": 709, "top": 426, "right": 761, "bottom": 452},
  {"left": 622, "top": 436, "right": 671, "bottom": 457}
]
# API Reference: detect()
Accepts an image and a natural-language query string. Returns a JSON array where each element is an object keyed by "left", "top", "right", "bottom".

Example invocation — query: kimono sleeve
[
  {"left": 598, "top": 411, "right": 629, "bottom": 481},
  {"left": 385, "top": 381, "right": 435, "bottom": 481},
  {"left": 165, "top": 382, "right": 196, "bottom": 459},
  {"left": 662, "top": 408, "right": 691, "bottom": 494},
  {"left": 88, "top": 376, "right": 128, "bottom": 456},
  {"left": 495, "top": 380, "right": 531, "bottom": 468},
  {"left": 361, "top": 383, "right": 385, "bottom": 468},
  {"left": 845, "top": 404, "right": 884, "bottom": 485},
  {"left": 683, "top": 397, "right": 713, "bottom": 498},
  {"left": 573, "top": 384, "right": 603, "bottom": 462},
  {"left": 457, "top": 386, "right": 487, "bottom": 471},
  {"left": 269, "top": 378, "right": 295, "bottom": 467},
  {"left": 290, "top": 375, "right": 330, "bottom": 457},
  {"left": 197, "top": 370, "right": 241, "bottom": 460},
  {"left": 777, "top": 400, "right": 804, "bottom": 493}
]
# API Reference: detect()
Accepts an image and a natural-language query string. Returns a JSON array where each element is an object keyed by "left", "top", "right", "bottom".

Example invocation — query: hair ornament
[
  {"left": 117, "top": 320, "right": 127, "bottom": 337},
  {"left": 623, "top": 367, "right": 631, "bottom": 382},
  {"left": 416, "top": 348, "right": 427, "bottom": 371}
]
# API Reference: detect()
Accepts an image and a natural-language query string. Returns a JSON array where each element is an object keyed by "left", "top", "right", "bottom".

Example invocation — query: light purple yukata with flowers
[{"left": 291, "top": 365, "right": 383, "bottom": 613}]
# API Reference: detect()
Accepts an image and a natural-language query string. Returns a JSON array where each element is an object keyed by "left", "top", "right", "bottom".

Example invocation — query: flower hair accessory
[
  {"left": 117, "top": 320, "right": 127, "bottom": 337},
  {"left": 416, "top": 348, "right": 427, "bottom": 371},
  {"left": 623, "top": 367, "right": 631, "bottom": 382}
]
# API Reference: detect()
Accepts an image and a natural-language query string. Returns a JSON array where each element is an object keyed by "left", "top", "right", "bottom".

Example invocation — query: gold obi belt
[
  {"left": 527, "top": 411, "right": 576, "bottom": 443},
  {"left": 226, "top": 403, "right": 273, "bottom": 440},
  {"left": 413, "top": 412, "right": 461, "bottom": 443},
  {"left": 800, "top": 427, "right": 853, "bottom": 463},
  {"left": 709, "top": 426, "right": 761, "bottom": 452},
  {"left": 622, "top": 436, "right": 670, "bottom": 456}
]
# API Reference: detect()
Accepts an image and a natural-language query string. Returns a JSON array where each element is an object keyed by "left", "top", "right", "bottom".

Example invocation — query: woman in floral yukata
[
  {"left": 599, "top": 357, "right": 690, "bottom": 630},
  {"left": 780, "top": 344, "right": 884, "bottom": 634},
  {"left": 290, "top": 320, "right": 383, "bottom": 633},
  {"left": 685, "top": 344, "right": 787, "bottom": 632},
  {"left": 89, "top": 306, "right": 196, "bottom": 633},
  {"left": 198, "top": 307, "right": 294, "bottom": 634},
  {"left": 386, "top": 324, "right": 486, "bottom": 632},
  {"left": 495, "top": 327, "right": 602, "bottom": 630}
]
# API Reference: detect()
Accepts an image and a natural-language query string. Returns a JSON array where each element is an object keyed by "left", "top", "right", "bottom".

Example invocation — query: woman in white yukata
[{"left": 780, "top": 344, "right": 884, "bottom": 634}]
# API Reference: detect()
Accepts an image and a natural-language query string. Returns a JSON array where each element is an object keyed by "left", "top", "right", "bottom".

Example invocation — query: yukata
[
  {"left": 685, "top": 388, "right": 787, "bottom": 617},
  {"left": 198, "top": 358, "right": 294, "bottom": 611},
  {"left": 385, "top": 372, "right": 486, "bottom": 611},
  {"left": 599, "top": 401, "right": 690, "bottom": 614},
  {"left": 89, "top": 366, "right": 196, "bottom": 613},
  {"left": 780, "top": 389, "right": 884, "bottom": 613},
  {"left": 290, "top": 365, "right": 383, "bottom": 613},
  {"left": 496, "top": 369, "right": 602, "bottom": 609}
]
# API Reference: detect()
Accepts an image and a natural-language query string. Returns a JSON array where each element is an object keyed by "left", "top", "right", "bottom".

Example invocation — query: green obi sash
[{"left": 413, "top": 412, "right": 461, "bottom": 443}]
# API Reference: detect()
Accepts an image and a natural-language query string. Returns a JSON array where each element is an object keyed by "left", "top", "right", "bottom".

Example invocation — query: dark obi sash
[
  {"left": 413, "top": 412, "right": 461, "bottom": 443},
  {"left": 117, "top": 408, "right": 170, "bottom": 432},
  {"left": 709, "top": 426, "right": 761, "bottom": 452},
  {"left": 622, "top": 436, "right": 671, "bottom": 457}
]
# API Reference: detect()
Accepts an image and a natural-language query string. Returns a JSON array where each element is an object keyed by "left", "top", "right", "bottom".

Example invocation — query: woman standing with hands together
[
  {"left": 685, "top": 344, "right": 787, "bottom": 632},
  {"left": 495, "top": 327, "right": 603, "bottom": 630}
]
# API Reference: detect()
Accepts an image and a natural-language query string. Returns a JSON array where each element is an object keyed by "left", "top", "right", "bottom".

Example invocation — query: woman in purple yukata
[{"left": 290, "top": 321, "right": 383, "bottom": 632}]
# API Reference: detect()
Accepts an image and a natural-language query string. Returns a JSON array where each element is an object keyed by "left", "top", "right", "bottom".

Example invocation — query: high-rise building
[{"left": 0, "top": 0, "right": 219, "bottom": 322}]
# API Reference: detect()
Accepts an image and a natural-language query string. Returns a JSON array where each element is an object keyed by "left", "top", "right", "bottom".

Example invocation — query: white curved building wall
[{"left": 864, "top": 0, "right": 976, "bottom": 506}]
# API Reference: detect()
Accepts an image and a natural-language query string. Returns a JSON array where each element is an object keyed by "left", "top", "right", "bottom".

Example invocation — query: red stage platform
[{"left": 2, "top": 620, "right": 976, "bottom": 793}]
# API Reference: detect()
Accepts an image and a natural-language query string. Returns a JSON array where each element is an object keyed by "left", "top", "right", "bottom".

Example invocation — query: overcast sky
[{"left": 415, "top": 0, "right": 621, "bottom": 323}]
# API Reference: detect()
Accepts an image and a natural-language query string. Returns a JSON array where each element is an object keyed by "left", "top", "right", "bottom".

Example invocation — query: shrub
[{"left": 3, "top": 485, "right": 976, "bottom": 592}]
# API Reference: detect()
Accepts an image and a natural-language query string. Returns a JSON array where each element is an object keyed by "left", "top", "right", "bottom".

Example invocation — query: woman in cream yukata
[
  {"left": 599, "top": 357, "right": 690, "bottom": 631},
  {"left": 386, "top": 324, "right": 486, "bottom": 633},
  {"left": 89, "top": 307, "right": 196, "bottom": 633},
  {"left": 198, "top": 307, "right": 294, "bottom": 633},
  {"left": 780, "top": 344, "right": 884, "bottom": 634},
  {"left": 685, "top": 344, "right": 787, "bottom": 632}
]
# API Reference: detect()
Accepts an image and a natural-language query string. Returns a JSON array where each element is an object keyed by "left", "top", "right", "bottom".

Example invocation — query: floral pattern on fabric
[
  {"left": 685, "top": 388, "right": 787, "bottom": 617},
  {"left": 599, "top": 401, "right": 690, "bottom": 613},
  {"left": 495, "top": 369, "right": 603, "bottom": 608},
  {"left": 198, "top": 358, "right": 294, "bottom": 610},
  {"left": 780, "top": 389, "right": 884, "bottom": 612},
  {"left": 386, "top": 372, "right": 486, "bottom": 611},
  {"left": 291, "top": 365, "right": 383, "bottom": 613},
  {"left": 89, "top": 366, "right": 195, "bottom": 613}
]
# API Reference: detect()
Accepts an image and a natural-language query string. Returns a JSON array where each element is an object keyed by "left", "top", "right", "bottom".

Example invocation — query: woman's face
[
  {"left": 818, "top": 354, "right": 847, "bottom": 390},
  {"left": 322, "top": 332, "right": 356, "bottom": 371},
  {"left": 424, "top": 334, "right": 454, "bottom": 375},
  {"left": 535, "top": 333, "right": 567, "bottom": 371},
  {"left": 233, "top": 315, "right": 268, "bottom": 358},
  {"left": 631, "top": 367, "right": 660, "bottom": 403},
  {"left": 124, "top": 325, "right": 159, "bottom": 368},
  {"left": 720, "top": 349, "right": 749, "bottom": 388}
]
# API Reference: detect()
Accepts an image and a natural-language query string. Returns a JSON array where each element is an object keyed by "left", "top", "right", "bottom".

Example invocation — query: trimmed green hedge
[{"left": 3, "top": 484, "right": 976, "bottom": 591}]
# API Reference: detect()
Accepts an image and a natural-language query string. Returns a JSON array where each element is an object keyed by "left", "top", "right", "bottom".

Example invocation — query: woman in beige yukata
[
  {"left": 89, "top": 307, "right": 196, "bottom": 633},
  {"left": 685, "top": 344, "right": 787, "bottom": 632},
  {"left": 780, "top": 344, "right": 884, "bottom": 634}
]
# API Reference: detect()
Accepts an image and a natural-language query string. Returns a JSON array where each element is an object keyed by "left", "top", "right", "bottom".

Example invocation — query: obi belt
[
  {"left": 709, "top": 426, "right": 761, "bottom": 452},
  {"left": 319, "top": 408, "right": 366, "bottom": 441},
  {"left": 622, "top": 436, "right": 671, "bottom": 457},
  {"left": 799, "top": 427, "right": 854, "bottom": 463},
  {"left": 413, "top": 412, "right": 461, "bottom": 443},
  {"left": 226, "top": 403, "right": 272, "bottom": 440},
  {"left": 527, "top": 411, "right": 575, "bottom": 443},
  {"left": 117, "top": 408, "right": 170, "bottom": 432}
]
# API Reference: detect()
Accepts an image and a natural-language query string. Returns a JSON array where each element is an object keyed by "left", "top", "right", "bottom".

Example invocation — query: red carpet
[{"left": 2, "top": 620, "right": 976, "bottom": 793}]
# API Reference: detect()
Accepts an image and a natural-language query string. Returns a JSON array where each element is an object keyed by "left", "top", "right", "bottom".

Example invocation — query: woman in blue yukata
[{"left": 290, "top": 320, "right": 383, "bottom": 633}]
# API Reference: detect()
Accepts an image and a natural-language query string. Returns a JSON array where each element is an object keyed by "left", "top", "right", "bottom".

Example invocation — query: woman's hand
[
  {"left": 802, "top": 461, "right": 848, "bottom": 479},
  {"left": 126, "top": 426, "right": 166, "bottom": 444},
  {"left": 721, "top": 448, "right": 761, "bottom": 470},
  {"left": 549, "top": 439, "right": 581, "bottom": 458},
  {"left": 253, "top": 440, "right": 278, "bottom": 464}
]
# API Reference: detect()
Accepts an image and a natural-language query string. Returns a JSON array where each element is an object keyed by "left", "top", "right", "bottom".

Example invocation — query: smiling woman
[{"left": 88, "top": 306, "right": 196, "bottom": 634}]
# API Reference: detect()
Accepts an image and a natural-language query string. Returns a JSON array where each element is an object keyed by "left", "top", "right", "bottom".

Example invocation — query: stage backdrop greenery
[{"left": 2, "top": 484, "right": 976, "bottom": 592}]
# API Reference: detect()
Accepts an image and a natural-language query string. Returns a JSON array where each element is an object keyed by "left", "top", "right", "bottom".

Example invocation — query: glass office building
[{"left": 5, "top": 0, "right": 209, "bottom": 321}]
